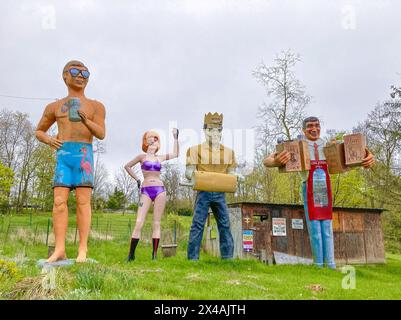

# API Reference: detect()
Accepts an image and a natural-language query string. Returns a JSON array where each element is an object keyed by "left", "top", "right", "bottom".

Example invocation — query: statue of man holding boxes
[
  {"left": 263, "top": 116, "right": 375, "bottom": 269},
  {"left": 185, "top": 112, "right": 237, "bottom": 260}
]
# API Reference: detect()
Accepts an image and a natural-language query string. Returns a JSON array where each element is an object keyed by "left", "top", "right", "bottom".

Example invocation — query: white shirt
[{"left": 300, "top": 138, "right": 326, "bottom": 182}]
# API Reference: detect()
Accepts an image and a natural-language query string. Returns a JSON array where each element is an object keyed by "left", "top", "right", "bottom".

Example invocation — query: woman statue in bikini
[{"left": 124, "top": 128, "right": 179, "bottom": 261}]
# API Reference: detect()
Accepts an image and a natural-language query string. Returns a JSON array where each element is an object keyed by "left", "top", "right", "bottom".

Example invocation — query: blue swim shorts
[{"left": 53, "top": 142, "right": 94, "bottom": 189}]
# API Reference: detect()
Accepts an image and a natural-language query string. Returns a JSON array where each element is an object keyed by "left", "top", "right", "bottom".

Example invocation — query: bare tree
[
  {"left": 359, "top": 99, "right": 401, "bottom": 207},
  {"left": 0, "top": 110, "right": 36, "bottom": 209},
  {"left": 363, "top": 100, "right": 401, "bottom": 170},
  {"left": 92, "top": 161, "right": 109, "bottom": 209},
  {"left": 92, "top": 138, "right": 110, "bottom": 209},
  {"left": 252, "top": 50, "right": 311, "bottom": 152},
  {"left": 161, "top": 162, "right": 181, "bottom": 206},
  {"left": 15, "top": 121, "right": 39, "bottom": 212},
  {"left": 0, "top": 110, "right": 31, "bottom": 171},
  {"left": 114, "top": 166, "right": 137, "bottom": 212}
]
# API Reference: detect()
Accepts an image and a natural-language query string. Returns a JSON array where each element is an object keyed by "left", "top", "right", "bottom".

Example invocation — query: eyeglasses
[
  {"left": 306, "top": 123, "right": 320, "bottom": 129},
  {"left": 207, "top": 128, "right": 222, "bottom": 132},
  {"left": 66, "top": 68, "right": 90, "bottom": 79}
]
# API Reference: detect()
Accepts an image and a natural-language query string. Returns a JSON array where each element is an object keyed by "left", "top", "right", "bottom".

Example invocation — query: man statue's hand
[
  {"left": 48, "top": 136, "right": 63, "bottom": 150},
  {"left": 362, "top": 148, "right": 375, "bottom": 169},
  {"left": 78, "top": 110, "right": 88, "bottom": 124},
  {"left": 274, "top": 151, "right": 291, "bottom": 166}
]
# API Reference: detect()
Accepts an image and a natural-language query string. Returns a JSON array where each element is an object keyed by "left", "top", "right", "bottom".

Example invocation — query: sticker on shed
[{"left": 242, "top": 230, "right": 253, "bottom": 252}]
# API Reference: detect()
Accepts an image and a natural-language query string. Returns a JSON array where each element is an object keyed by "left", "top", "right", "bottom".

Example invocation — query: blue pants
[
  {"left": 302, "top": 182, "right": 336, "bottom": 269},
  {"left": 188, "top": 191, "right": 234, "bottom": 260}
]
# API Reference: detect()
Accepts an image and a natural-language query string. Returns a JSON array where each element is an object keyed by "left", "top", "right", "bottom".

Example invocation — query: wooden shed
[{"left": 204, "top": 202, "right": 385, "bottom": 265}]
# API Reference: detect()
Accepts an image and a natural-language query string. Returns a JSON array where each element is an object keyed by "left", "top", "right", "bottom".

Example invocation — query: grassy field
[{"left": 0, "top": 212, "right": 400, "bottom": 300}]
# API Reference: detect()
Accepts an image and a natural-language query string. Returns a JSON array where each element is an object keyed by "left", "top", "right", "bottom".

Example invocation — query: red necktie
[{"left": 314, "top": 143, "right": 320, "bottom": 160}]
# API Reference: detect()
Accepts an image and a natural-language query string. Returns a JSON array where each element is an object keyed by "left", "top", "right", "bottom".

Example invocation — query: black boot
[
  {"left": 127, "top": 238, "right": 139, "bottom": 262},
  {"left": 152, "top": 238, "right": 160, "bottom": 260}
]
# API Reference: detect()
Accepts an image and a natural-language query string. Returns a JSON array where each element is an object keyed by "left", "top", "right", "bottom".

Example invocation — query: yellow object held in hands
[{"left": 193, "top": 171, "right": 237, "bottom": 193}]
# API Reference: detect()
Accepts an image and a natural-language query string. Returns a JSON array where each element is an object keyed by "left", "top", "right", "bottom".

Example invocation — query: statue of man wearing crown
[{"left": 185, "top": 112, "right": 237, "bottom": 260}]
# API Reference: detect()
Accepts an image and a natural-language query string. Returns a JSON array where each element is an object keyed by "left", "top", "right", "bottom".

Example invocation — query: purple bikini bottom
[{"left": 141, "top": 186, "right": 166, "bottom": 201}]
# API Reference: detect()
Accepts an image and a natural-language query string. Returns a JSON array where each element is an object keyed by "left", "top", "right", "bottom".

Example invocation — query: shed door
[{"left": 253, "top": 220, "right": 272, "bottom": 261}]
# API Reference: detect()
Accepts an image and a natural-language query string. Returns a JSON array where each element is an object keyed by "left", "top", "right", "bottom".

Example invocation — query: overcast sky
[{"left": 1, "top": 0, "right": 400, "bottom": 178}]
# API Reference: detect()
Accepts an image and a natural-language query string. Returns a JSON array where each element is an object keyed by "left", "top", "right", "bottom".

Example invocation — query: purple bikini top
[{"left": 141, "top": 160, "right": 161, "bottom": 172}]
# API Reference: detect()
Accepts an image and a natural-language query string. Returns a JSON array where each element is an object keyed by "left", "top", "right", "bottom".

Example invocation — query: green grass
[{"left": 0, "top": 213, "right": 400, "bottom": 300}]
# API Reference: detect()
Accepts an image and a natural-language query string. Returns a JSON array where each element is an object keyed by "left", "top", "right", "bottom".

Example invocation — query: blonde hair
[{"left": 142, "top": 131, "right": 160, "bottom": 152}]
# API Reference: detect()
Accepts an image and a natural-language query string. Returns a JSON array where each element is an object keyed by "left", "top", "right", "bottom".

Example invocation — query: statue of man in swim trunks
[{"left": 35, "top": 60, "right": 106, "bottom": 263}]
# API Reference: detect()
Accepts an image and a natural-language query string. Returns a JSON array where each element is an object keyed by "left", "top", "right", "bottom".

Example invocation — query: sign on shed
[
  {"left": 272, "top": 218, "right": 287, "bottom": 236},
  {"left": 291, "top": 218, "right": 304, "bottom": 230}
]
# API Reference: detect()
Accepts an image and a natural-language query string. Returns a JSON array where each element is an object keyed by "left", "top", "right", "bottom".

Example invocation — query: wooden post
[
  {"left": 33, "top": 225, "right": 38, "bottom": 245},
  {"left": 128, "top": 219, "right": 132, "bottom": 237},
  {"left": 4, "top": 220, "right": 11, "bottom": 243},
  {"left": 74, "top": 225, "right": 78, "bottom": 245},
  {"left": 228, "top": 206, "right": 243, "bottom": 259},
  {"left": 173, "top": 220, "right": 177, "bottom": 244},
  {"left": 46, "top": 218, "right": 50, "bottom": 246}
]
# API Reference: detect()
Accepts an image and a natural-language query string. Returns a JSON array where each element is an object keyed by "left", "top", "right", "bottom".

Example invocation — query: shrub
[
  {"left": 127, "top": 203, "right": 138, "bottom": 211},
  {"left": 0, "top": 259, "right": 22, "bottom": 281},
  {"left": 177, "top": 208, "right": 193, "bottom": 216}
]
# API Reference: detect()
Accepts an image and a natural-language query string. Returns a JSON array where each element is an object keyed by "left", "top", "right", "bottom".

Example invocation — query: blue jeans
[
  {"left": 302, "top": 182, "right": 336, "bottom": 269},
  {"left": 187, "top": 191, "right": 234, "bottom": 260}
]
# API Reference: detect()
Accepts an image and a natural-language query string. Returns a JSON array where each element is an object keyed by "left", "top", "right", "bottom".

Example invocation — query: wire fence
[{"left": 0, "top": 213, "right": 188, "bottom": 247}]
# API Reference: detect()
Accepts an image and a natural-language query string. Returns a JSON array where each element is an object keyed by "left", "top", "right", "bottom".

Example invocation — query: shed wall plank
[
  {"left": 344, "top": 212, "right": 364, "bottom": 233},
  {"left": 345, "top": 233, "right": 366, "bottom": 264}
]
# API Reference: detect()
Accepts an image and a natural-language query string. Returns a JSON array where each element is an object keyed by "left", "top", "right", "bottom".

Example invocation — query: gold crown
[{"left": 204, "top": 112, "right": 223, "bottom": 129}]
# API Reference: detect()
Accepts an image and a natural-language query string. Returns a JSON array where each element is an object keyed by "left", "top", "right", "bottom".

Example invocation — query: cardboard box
[
  {"left": 323, "top": 142, "right": 350, "bottom": 174},
  {"left": 276, "top": 140, "right": 310, "bottom": 173},
  {"left": 343, "top": 133, "right": 367, "bottom": 167}
]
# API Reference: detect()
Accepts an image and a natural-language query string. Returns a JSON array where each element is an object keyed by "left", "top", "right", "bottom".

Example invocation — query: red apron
[{"left": 306, "top": 160, "right": 333, "bottom": 220}]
